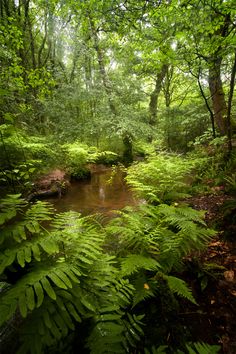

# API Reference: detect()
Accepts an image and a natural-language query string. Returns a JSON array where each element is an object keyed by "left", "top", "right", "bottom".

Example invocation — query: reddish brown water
[{"left": 46, "top": 167, "right": 137, "bottom": 215}]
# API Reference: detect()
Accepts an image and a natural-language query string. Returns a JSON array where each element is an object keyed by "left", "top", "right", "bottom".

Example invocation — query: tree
[{"left": 176, "top": 0, "right": 236, "bottom": 139}]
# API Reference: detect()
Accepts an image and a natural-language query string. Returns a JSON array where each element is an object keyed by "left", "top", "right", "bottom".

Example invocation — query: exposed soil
[
  {"left": 28, "top": 169, "right": 70, "bottom": 201},
  {"left": 184, "top": 193, "right": 236, "bottom": 354}
]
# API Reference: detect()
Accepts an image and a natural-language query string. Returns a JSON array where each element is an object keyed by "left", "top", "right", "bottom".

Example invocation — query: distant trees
[{"left": 0, "top": 0, "right": 235, "bottom": 152}]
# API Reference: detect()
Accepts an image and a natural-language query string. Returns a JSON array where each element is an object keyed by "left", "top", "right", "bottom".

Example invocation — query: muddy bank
[{"left": 28, "top": 169, "right": 70, "bottom": 201}]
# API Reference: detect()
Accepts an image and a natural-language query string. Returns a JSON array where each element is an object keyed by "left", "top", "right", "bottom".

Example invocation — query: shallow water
[{"left": 46, "top": 167, "right": 137, "bottom": 215}]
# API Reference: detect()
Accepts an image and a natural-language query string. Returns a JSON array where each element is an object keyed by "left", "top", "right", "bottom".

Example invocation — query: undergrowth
[{"left": 0, "top": 193, "right": 219, "bottom": 353}]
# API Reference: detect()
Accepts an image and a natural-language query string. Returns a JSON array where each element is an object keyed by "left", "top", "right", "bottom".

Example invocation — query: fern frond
[
  {"left": 120, "top": 254, "right": 161, "bottom": 276},
  {"left": 0, "top": 194, "right": 26, "bottom": 227},
  {"left": 186, "top": 342, "right": 220, "bottom": 354},
  {"left": 0, "top": 200, "right": 54, "bottom": 248},
  {"left": 115, "top": 278, "right": 135, "bottom": 307},
  {"left": 162, "top": 275, "right": 197, "bottom": 305},
  {"left": 132, "top": 273, "right": 155, "bottom": 308},
  {"left": 0, "top": 234, "right": 59, "bottom": 273},
  {"left": 88, "top": 310, "right": 144, "bottom": 354},
  {"left": 126, "top": 153, "right": 193, "bottom": 202},
  {"left": 157, "top": 204, "right": 206, "bottom": 226},
  {"left": 107, "top": 203, "right": 215, "bottom": 273},
  {"left": 0, "top": 262, "right": 81, "bottom": 325},
  {"left": 144, "top": 345, "right": 168, "bottom": 354},
  {"left": 25, "top": 201, "right": 54, "bottom": 222}
]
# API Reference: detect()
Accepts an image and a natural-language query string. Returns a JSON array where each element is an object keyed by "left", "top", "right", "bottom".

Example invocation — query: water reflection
[{"left": 46, "top": 167, "right": 137, "bottom": 215}]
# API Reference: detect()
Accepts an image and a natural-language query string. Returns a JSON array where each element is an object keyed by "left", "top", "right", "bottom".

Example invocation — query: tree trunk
[
  {"left": 122, "top": 133, "right": 133, "bottom": 165},
  {"left": 149, "top": 64, "right": 168, "bottom": 126},
  {"left": 89, "top": 16, "right": 117, "bottom": 115},
  {"left": 226, "top": 49, "right": 236, "bottom": 155},
  {"left": 208, "top": 57, "right": 227, "bottom": 135}
]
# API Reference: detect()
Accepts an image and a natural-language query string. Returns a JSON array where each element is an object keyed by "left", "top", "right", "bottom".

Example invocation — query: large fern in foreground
[
  {"left": 105, "top": 202, "right": 217, "bottom": 352},
  {"left": 106, "top": 203, "right": 215, "bottom": 306},
  {"left": 0, "top": 195, "right": 143, "bottom": 354},
  {"left": 0, "top": 195, "right": 218, "bottom": 353}
]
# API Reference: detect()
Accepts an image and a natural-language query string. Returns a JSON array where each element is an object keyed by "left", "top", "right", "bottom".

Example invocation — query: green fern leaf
[
  {"left": 40, "top": 238, "right": 59, "bottom": 254},
  {"left": 43, "top": 309, "right": 52, "bottom": 329},
  {"left": 24, "top": 246, "right": 32, "bottom": 263},
  {"left": 49, "top": 317, "right": 61, "bottom": 339},
  {"left": 66, "top": 302, "right": 82, "bottom": 322},
  {"left": 80, "top": 294, "right": 96, "bottom": 312},
  {"left": 32, "top": 243, "right": 41, "bottom": 261},
  {"left": 19, "top": 292, "right": 28, "bottom": 318},
  {"left": 18, "top": 225, "right": 27, "bottom": 240},
  {"left": 55, "top": 269, "right": 72, "bottom": 288},
  {"left": 34, "top": 281, "right": 44, "bottom": 307},
  {"left": 186, "top": 342, "right": 220, "bottom": 354},
  {"left": 132, "top": 274, "right": 155, "bottom": 307},
  {"left": 48, "top": 272, "right": 68, "bottom": 289},
  {"left": 63, "top": 268, "right": 80, "bottom": 283},
  {"left": 40, "top": 278, "right": 56, "bottom": 300},
  {"left": 121, "top": 254, "right": 161, "bottom": 276},
  {"left": 69, "top": 266, "right": 81, "bottom": 277},
  {"left": 54, "top": 312, "right": 68, "bottom": 336},
  {"left": 58, "top": 305, "right": 75, "bottom": 330},
  {"left": 17, "top": 249, "right": 25, "bottom": 267},
  {"left": 0, "top": 250, "right": 15, "bottom": 274},
  {"left": 26, "top": 286, "right": 35, "bottom": 311},
  {"left": 25, "top": 222, "right": 39, "bottom": 234},
  {"left": 164, "top": 275, "right": 197, "bottom": 305}
]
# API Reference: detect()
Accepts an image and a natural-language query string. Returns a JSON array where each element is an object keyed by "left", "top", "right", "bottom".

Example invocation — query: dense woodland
[{"left": 0, "top": 1, "right": 236, "bottom": 353}]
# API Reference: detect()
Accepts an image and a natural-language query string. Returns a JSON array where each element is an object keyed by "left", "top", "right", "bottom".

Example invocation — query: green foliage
[
  {"left": 0, "top": 195, "right": 150, "bottom": 353},
  {"left": 120, "top": 254, "right": 161, "bottom": 277},
  {"left": 185, "top": 342, "right": 220, "bottom": 354},
  {"left": 159, "top": 104, "right": 210, "bottom": 152},
  {"left": 126, "top": 153, "right": 193, "bottom": 203},
  {"left": 187, "top": 139, "right": 236, "bottom": 194},
  {"left": 133, "top": 141, "right": 156, "bottom": 158},
  {"left": 95, "top": 150, "right": 119, "bottom": 165},
  {"left": 107, "top": 203, "right": 215, "bottom": 308},
  {"left": 162, "top": 274, "right": 197, "bottom": 304},
  {"left": 143, "top": 346, "right": 168, "bottom": 354},
  {"left": 0, "top": 125, "right": 61, "bottom": 191},
  {"left": 62, "top": 142, "right": 121, "bottom": 178}
]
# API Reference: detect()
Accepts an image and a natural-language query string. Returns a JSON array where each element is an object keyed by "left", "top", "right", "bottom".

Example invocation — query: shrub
[{"left": 62, "top": 143, "right": 91, "bottom": 179}]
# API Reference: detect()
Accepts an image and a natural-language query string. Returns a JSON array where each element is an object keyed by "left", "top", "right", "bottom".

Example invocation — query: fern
[
  {"left": 0, "top": 235, "right": 59, "bottom": 273},
  {"left": 143, "top": 346, "right": 168, "bottom": 354},
  {"left": 185, "top": 342, "right": 220, "bottom": 354},
  {"left": 126, "top": 153, "right": 193, "bottom": 203},
  {"left": 132, "top": 273, "right": 156, "bottom": 307},
  {"left": 107, "top": 203, "right": 215, "bottom": 272},
  {"left": 162, "top": 274, "right": 197, "bottom": 305},
  {"left": 105, "top": 202, "right": 215, "bottom": 314},
  {"left": 0, "top": 194, "right": 219, "bottom": 353},
  {"left": 0, "top": 194, "right": 26, "bottom": 227},
  {"left": 1, "top": 195, "right": 144, "bottom": 353},
  {"left": 120, "top": 254, "right": 161, "bottom": 276}
]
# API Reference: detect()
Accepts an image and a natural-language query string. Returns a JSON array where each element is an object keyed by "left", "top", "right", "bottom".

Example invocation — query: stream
[{"left": 46, "top": 166, "right": 138, "bottom": 215}]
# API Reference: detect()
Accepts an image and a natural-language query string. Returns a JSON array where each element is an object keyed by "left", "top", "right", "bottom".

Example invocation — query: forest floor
[{"left": 184, "top": 193, "right": 236, "bottom": 354}]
